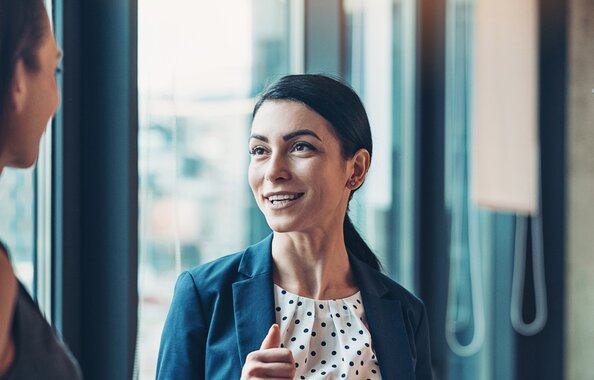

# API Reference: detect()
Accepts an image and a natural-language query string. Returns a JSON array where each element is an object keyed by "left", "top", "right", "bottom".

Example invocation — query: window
[
  {"left": 136, "top": 1, "right": 295, "bottom": 377},
  {"left": 344, "top": 0, "right": 418, "bottom": 290},
  {"left": 443, "top": 0, "right": 516, "bottom": 377},
  {"left": 138, "top": 1, "right": 422, "bottom": 377}
]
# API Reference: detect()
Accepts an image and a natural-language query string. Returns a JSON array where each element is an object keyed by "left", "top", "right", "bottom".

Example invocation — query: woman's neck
[{"left": 271, "top": 229, "right": 357, "bottom": 300}]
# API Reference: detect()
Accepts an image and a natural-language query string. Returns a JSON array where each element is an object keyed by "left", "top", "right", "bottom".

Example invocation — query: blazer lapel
[
  {"left": 362, "top": 293, "right": 415, "bottom": 378},
  {"left": 350, "top": 255, "right": 415, "bottom": 379},
  {"left": 233, "top": 235, "right": 276, "bottom": 367}
]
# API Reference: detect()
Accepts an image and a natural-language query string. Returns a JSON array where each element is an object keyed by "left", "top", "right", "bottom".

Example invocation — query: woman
[
  {"left": 0, "top": 0, "right": 81, "bottom": 378},
  {"left": 157, "top": 74, "right": 433, "bottom": 379}
]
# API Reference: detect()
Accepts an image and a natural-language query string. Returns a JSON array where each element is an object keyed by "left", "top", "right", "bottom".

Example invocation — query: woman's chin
[
  {"left": 12, "top": 151, "right": 39, "bottom": 169},
  {"left": 268, "top": 224, "right": 296, "bottom": 234},
  {"left": 265, "top": 217, "right": 303, "bottom": 234}
]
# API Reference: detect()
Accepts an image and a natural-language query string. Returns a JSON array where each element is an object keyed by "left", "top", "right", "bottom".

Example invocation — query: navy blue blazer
[{"left": 156, "top": 235, "right": 433, "bottom": 379}]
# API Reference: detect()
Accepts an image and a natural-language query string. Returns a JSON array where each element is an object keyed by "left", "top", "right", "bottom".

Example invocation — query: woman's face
[
  {"left": 248, "top": 100, "right": 354, "bottom": 234},
  {"left": 2, "top": 12, "right": 60, "bottom": 169}
]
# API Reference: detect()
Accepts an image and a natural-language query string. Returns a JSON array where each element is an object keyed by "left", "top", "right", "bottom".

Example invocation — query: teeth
[{"left": 268, "top": 194, "right": 297, "bottom": 201}]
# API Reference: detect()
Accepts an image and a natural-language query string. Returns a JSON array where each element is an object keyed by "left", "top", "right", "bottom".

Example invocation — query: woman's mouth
[{"left": 265, "top": 193, "right": 305, "bottom": 209}]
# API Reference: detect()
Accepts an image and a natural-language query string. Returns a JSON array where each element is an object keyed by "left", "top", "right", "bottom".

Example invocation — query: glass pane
[
  {"left": 0, "top": 168, "right": 35, "bottom": 294},
  {"left": 442, "top": 0, "right": 510, "bottom": 377},
  {"left": 443, "top": 0, "right": 484, "bottom": 374},
  {"left": 344, "top": 0, "right": 417, "bottom": 291},
  {"left": 137, "top": 1, "right": 292, "bottom": 378}
]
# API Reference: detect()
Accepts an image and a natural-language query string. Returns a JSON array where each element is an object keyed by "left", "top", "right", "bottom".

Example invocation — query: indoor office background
[{"left": 0, "top": 0, "right": 591, "bottom": 379}]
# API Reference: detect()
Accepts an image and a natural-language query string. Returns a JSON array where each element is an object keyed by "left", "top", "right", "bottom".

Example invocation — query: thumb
[{"left": 260, "top": 324, "right": 281, "bottom": 350}]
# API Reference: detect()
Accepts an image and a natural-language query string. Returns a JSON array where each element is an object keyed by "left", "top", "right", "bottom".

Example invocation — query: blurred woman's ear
[
  {"left": 10, "top": 60, "right": 28, "bottom": 114},
  {"left": 348, "top": 148, "right": 371, "bottom": 190}
]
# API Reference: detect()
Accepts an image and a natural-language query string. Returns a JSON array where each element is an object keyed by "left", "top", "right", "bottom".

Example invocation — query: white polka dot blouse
[{"left": 274, "top": 284, "right": 382, "bottom": 379}]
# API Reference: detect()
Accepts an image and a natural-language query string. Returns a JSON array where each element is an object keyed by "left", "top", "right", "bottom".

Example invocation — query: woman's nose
[{"left": 264, "top": 153, "right": 291, "bottom": 182}]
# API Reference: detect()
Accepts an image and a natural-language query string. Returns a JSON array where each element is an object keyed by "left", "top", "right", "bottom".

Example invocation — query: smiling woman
[{"left": 156, "top": 74, "right": 433, "bottom": 379}]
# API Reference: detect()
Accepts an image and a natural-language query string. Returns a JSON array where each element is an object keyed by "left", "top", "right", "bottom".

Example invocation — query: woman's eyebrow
[
  {"left": 249, "top": 134, "right": 268, "bottom": 142},
  {"left": 282, "top": 129, "right": 321, "bottom": 142},
  {"left": 249, "top": 129, "right": 322, "bottom": 143}
]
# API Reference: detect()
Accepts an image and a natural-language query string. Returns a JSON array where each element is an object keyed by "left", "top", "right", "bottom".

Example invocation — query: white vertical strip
[
  {"left": 363, "top": 0, "right": 393, "bottom": 208},
  {"left": 348, "top": 0, "right": 364, "bottom": 92},
  {"left": 36, "top": 0, "right": 55, "bottom": 322},
  {"left": 290, "top": 0, "right": 305, "bottom": 74},
  {"left": 398, "top": 0, "right": 417, "bottom": 292},
  {"left": 472, "top": 0, "right": 539, "bottom": 214},
  {"left": 36, "top": 125, "right": 53, "bottom": 322}
]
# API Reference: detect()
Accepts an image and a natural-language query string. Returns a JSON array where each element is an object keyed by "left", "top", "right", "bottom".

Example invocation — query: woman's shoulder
[
  {"left": 358, "top": 263, "right": 426, "bottom": 312},
  {"left": 181, "top": 235, "right": 273, "bottom": 290},
  {"left": 166, "top": 250, "right": 247, "bottom": 318},
  {"left": 184, "top": 250, "right": 245, "bottom": 287},
  {"left": 383, "top": 274, "right": 424, "bottom": 307},
  {"left": 168, "top": 238, "right": 273, "bottom": 316},
  {"left": 365, "top": 270, "right": 430, "bottom": 333},
  {"left": 7, "top": 283, "right": 82, "bottom": 380}
]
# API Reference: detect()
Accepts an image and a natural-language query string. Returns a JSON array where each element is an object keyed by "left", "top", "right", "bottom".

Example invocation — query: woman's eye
[
  {"left": 249, "top": 146, "right": 267, "bottom": 156},
  {"left": 292, "top": 142, "right": 315, "bottom": 152}
]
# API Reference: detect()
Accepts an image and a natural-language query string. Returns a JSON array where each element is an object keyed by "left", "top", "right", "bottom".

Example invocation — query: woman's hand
[
  {"left": 0, "top": 251, "right": 17, "bottom": 376},
  {"left": 241, "top": 324, "right": 295, "bottom": 380}
]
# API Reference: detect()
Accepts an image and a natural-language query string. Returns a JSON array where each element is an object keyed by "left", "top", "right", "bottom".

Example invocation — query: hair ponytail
[{"left": 343, "top": 214, "right": 381, "bottom": 271}]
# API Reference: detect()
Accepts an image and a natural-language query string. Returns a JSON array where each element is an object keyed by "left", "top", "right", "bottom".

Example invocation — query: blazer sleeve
[
  {"left": 414, "top": 303, "right": 434, "bottom": 380},
  {"left": 156, "top": 271, "right": 208, "bottom": 380}
]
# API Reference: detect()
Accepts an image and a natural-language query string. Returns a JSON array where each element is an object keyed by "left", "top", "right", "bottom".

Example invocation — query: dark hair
[
  {"left": 0, "top": 0, "right": 47, "bottom": 112},
  {"left": 253, "top": 74, "right": 381, "bottom": 271}
]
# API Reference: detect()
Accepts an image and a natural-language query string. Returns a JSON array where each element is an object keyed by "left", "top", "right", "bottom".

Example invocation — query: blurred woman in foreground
[{"left": 0, "top": 0, "right": 81, "bottom": 378}]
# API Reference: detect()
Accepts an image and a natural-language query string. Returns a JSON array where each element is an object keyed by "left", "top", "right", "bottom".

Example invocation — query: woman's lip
[
  {"left": 265, "top": 192, "right": 304, "bottom": 210},
  {"left": 263, "top": 191, "right": 304, "bottom": 198}
]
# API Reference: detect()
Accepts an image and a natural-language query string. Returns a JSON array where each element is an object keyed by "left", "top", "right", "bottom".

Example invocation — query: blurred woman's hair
[
  {"left": 253, "top": 74, "right": 381, "bottom": 271},
  {"left": 0, "top": 0, "right": 47, "bottom": 112}
]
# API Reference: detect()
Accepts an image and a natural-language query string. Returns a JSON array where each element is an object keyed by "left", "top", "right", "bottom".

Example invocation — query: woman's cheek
[{"left": 248, "top": 163, "right": 260, "bottom": 193}]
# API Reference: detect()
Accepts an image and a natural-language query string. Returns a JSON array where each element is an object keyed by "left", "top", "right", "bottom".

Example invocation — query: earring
[{"left": 350, "top": 180, "right": 356, "bottom": 187}]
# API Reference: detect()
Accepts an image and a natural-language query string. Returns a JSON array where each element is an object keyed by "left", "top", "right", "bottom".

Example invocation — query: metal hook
[{"left": 510, "top": 213, "right": 548, "bottom": 336}]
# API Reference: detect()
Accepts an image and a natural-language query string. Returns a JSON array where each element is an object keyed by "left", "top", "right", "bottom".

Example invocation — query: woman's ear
[
  {"left": 10, "top": 59, "right": 28, "bottom": 114},
  {"left": 346, "top": 148, "right": 371, "bottom": 190}
]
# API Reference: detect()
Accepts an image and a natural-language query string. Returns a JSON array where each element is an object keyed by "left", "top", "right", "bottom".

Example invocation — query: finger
[
  {"left": 242, "top": 349, "right": 296, "bottom": 380},
  {"left": 249, "top": 348, "right": 294, "bottom": 364},
  {"left": 259, "top": 323, "right": 281, "bottom": 350},
  {"left": 251, "top": 361, "right": 296, "bottom": 378}
]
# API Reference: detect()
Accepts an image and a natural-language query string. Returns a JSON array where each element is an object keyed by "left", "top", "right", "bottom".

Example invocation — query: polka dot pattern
[{"left": 274, "top": 285, "right": 382, "bottom": 379}]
